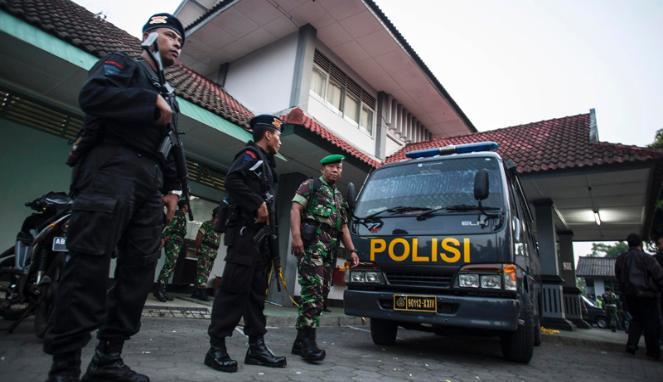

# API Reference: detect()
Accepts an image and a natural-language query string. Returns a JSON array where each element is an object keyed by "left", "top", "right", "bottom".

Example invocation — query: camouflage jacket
[
  {"left": 292, "top": 176, "right": 348, "bottom": 232},
  {"left": 198, "top": 220, "right": 220, "bottom": 249},
  {"left": 163, "top": 209, "right": 187, "bottom": 241}
]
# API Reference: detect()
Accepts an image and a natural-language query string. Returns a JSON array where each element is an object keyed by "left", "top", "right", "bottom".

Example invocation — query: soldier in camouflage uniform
[
  {"left": 290, "top": 154, "right": 359, "bottom": 363},
  {"left": 153, "top": 200, "right": 188, "bottom": 302},
  {"left": 191, "top": 208, "right": 221, "bottom": 301}
]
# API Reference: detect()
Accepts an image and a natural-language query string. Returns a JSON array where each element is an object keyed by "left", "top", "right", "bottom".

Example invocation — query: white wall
[
  {"left": 385, "top": 133, "right": 404, "bottom": 157},
  {"left": 224, "top": 33, "right": 299, "bottom": 114},
  {"left": 594, "top": 279, "right": 605, "bottom": 297}
]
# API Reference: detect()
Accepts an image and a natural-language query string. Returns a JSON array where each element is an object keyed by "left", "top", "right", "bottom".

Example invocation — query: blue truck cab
[{"left": 344, "top": 142, "right": 541, "bottom": 363}]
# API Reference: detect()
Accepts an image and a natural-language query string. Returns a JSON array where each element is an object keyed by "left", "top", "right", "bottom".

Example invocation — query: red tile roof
[
  {"left": 0, "top": 0, "right": 253, "bottom": 127},
  {"left": 386, "top": 113, "right": 663, "bottom": 173},
  {"left": 282, "top": 108, "right": 381, "bottom": 168},
  {"left": 576, "top": 256, "right": 616, "bottom": 278}
]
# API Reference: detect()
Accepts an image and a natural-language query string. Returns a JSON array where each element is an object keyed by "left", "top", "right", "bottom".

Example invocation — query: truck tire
[
  {"left": 596, "top": 317, "right": 607, "bottom": 329},
  {"left": 501, "top": 304, "right": 534, "bottom": 363},
  {"left": 533, "top": 318, "right": 542, "bottom": 346},
  {"left": 370, "top": 318, "right": 397, "bottom": 346}
]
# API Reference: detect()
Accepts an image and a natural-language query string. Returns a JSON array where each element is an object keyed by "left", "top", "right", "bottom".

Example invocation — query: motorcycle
[{"left": 0, "top": 192, "right": 72, "bottom": 338}]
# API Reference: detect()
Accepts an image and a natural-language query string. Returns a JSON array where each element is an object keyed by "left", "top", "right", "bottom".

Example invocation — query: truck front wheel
[
  {"left": 500, "top": 308, "right": 534, "bottom": 363},
  {"left": 370, "top": 318, "right": 398, "bottom": 346}
]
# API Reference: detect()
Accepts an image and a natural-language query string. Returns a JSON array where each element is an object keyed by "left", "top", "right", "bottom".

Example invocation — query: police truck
[{"left": 344, "top": 142, "right": 541, "bottom": 363}]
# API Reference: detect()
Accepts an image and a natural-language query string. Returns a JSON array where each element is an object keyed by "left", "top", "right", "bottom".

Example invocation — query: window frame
[{"left": 309, "top": 62, "right": 376, "bottom": 138}]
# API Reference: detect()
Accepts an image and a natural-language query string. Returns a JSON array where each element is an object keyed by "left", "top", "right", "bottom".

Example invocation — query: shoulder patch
[{"left": 241, "top": 150, "right": 258, "bottom": 161}]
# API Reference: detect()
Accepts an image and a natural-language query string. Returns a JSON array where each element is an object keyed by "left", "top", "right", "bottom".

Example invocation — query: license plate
[
  {"left": 52, "top": 236, "right": 68, "bottom": 252},
  {"left": 393, "top": 294, "right": 437, "bottom": 313}
]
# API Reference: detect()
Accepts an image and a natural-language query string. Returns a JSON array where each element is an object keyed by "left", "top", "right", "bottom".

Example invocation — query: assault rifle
[
  {"left": 141, "top": 32, "right": 193, "bottom": 221},
  {"left": 253, "top": 192, "right": 281, "bottom": 291}
]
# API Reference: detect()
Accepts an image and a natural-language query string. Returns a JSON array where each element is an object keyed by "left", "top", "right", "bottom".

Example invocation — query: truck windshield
[{"left": 355, "top": 157, "right": 504, "bottom": 218}]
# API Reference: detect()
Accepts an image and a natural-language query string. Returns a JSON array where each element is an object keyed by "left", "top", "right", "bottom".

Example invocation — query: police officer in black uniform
[
  {"left": 43, "top": 13, "right": 186, "bottom": 382},
  {"left": 205, "top": 115, "right": 287, "bottom": 373}
]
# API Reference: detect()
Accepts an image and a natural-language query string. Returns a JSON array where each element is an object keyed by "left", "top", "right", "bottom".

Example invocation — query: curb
[
  {"left": 142, "top": 303, "right": 368, "bottom": 327},
  {"left": 541, "top": 333, "right": 626, "bottom": 352}
]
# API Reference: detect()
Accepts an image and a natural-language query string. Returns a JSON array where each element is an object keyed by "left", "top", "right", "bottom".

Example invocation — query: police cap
[
  {"left": 143, "top": 13, "right": 186, "bottom": 46},
  {"left": 320, "top": 154, "right": 345, "bottom": 165},
  {"left": 250, "top": 114, "right": 283, "bottom": 137}
]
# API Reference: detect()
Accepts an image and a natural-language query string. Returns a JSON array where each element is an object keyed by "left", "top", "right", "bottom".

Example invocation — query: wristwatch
[{"left": 349, "top": 249, "right": 358, "bottom": 254}]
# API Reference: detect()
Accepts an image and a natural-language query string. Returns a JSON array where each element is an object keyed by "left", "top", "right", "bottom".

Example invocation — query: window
[
  {"left": 355, "top": 157, "right": 504, "bottom": 218},
  {"left": 310, "top": 66, "right": 327, "bottom": 98},
  {"left": 310, "top": 50, "right": 377, "bottom": 135},
  {"left": 344, "top": 93, "right": 360, "bottom": 123},
  {"left": 360, "top": 104, "right": 374, "bottom": 134},
  {"left": 326, "top": 80, "right": 342, "bottom": 111}
]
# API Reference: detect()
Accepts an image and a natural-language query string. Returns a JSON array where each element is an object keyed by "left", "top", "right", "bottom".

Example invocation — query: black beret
[
  {"left": 250, "top": 114, "right": 283, "bottom": 135},
  {"left": 143, "top": 13, "right": 185, "bottom": 46}
]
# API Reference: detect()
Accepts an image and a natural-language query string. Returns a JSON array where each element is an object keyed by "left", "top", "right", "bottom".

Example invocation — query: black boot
[
  {"left": 81, "top": 340, "right": 149, "bottom": 382},
  {"left": 191, "top": 288, "right": 209, "bottom": 302},
  {"left": 245, "top": 336, "right": 287, "bottom": 368},
  {"left": 299, "top": 327, "right": 325, "bottom": 363},
  {"left": 153, "top": 282, "right": 167, "bottom": 303},
  {"left": 46, "top": 350, "right": 81, "bottom": 382},
  {"left": 204, "top": 341, "right": 238, "bottom": 373},
  {"left": 291, "top": 329, "right": 304, "bottom": 355}
]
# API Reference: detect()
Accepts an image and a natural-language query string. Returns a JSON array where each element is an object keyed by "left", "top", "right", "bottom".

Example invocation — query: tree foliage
[
  {"left": 588, "top": 241, "right": 628, "bottom": 257},
  {"left": 649, "top": 128, "right": 663, "bottom": 150}
]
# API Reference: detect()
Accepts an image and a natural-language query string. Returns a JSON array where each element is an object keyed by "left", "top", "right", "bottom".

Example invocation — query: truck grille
[{"left": 385, "top": 273, "right": 453, "bottom": 289}]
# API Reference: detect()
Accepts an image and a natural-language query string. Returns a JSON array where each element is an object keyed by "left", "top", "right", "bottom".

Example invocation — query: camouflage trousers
[
  {"left": 296, "top": 240, "right": 333, "bottom": 328},
  {"left": 195, "top": 245, "right": 218, "bottom": 288},
  {"left": 158, "top": 238, "right": 183, "bottom": 283}
]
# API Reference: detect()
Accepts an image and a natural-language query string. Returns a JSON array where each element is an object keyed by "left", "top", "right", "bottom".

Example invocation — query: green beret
[{"left": 320, "top": 154, "right": 345, "bottom": 165}]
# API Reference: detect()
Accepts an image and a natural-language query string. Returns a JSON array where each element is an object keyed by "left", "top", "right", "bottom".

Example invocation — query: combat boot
[
  {"left": 204, "top": 340, "right": 238, "bottom": 373},
  {"left": 291, "top": 328, "right": 304, "bottom": 355},
  {"left": 46, "top": 350, "right": 81, "bottom": 382},
  {"left": 245, "top": 336, "right": 287, "bottom": 368},
  {"left": 153, "top": 281, "right": 167, "bottom": 302},
  {"left": 191, "top": 288, "right": 209, "bottom": 302},
  {"left": 81, "top": 339, "right": 149, "bottom": 382},
  {"left": 299, "top": 327, "right": 325, "bottom": 363}
]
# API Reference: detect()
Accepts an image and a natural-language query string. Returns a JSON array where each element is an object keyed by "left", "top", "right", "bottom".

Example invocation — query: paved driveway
[{"left": 0, "top": 317, "right": 659, "bottom": 381}]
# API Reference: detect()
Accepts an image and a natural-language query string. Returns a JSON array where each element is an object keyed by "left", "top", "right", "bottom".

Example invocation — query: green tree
[
  {"left": 588, "top": 242, "right": 628, "bottom": 257},
  {"left": 649, "top": 128, "right": 663, "bottom": 149}
]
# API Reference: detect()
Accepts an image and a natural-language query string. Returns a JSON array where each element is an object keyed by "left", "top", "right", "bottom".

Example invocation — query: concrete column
[
  {"left": 558, "top": 230, "right": 591, "bottom": 328},
  {"left": 534, "top": 199, "right": 575, "bottom": 330},
  {"left": 290, "top": 24, "right": 317, "bottom": 109},
  {"left": 375, "top": 92, "right": 389, "bottom": 160},
  {"left": 268, "top": 172, "right": 308, "bottom": 306}
]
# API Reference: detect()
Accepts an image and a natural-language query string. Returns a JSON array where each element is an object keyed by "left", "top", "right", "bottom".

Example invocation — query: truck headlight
[
  {"left": 348, "top": 269, "right": 383, "bottom": 284},
  {"left": 480, "top": 274, "right": 501, "bottom": 289},
  {"left": 457, "top": 263, "right": 519, "bottom": 291},
  {"left": 351, "top": 271, "right": 365, "bottom": 283},
  {"left": 458, "top": 274, "right": 479, "bottom": 288},
  {"left": 365, "top": 272, "right": 380, "bottom": 283}
]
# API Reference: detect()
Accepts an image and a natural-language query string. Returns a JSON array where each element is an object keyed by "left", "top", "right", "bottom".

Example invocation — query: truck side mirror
[
  {"left": 346, "top": 182, "right": 357, "bottom": 212},
  {"left": 474, "top": 169, "right": 489, "bottom": 201}
]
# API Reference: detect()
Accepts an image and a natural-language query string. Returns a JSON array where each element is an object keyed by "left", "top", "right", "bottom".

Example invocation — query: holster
[{"left": 301, "top": 222, "right": 317, "bottom": 244}]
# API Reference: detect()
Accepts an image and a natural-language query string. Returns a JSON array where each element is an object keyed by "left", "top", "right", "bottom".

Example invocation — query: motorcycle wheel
[
  {"left": 0, "top": 251, "right": 28, "bottom": 321},
  {"left": 34, "top": 253, "right": 65, "bottom": 339}
]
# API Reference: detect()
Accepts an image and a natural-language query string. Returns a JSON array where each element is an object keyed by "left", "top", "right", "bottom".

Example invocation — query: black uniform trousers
[
  {"left": 44, "top": 144, "right": 164, "bottom": 355},
  {"left": 208, "top": 224, "right": 269, "bottom": 346},
  {"left": 625, "top": 294, "right": 661, "bottom": 358}
]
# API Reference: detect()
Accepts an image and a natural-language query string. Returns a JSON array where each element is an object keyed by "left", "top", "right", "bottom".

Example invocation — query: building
[
  {"left": 576, "top": 256, "right": 618, "bottom": 298},
  {"left": 0, "top": 0, "right": 476, "bottom": 304}
]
